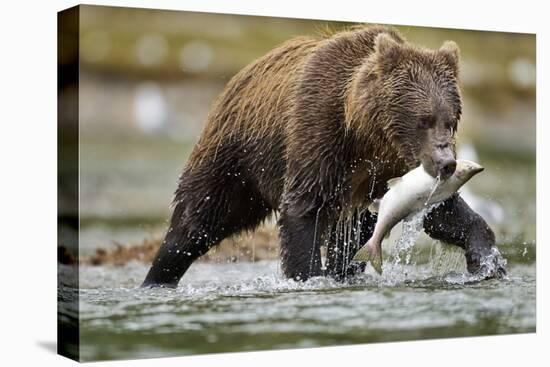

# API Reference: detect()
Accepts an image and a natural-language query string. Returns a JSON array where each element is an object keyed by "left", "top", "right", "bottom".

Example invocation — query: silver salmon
[{"left": 353, "top": 159, "right": 484, "bottom": 274}]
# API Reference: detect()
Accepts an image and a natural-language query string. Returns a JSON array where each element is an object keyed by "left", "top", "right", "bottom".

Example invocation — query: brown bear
[{"left": 142, "top": 25, "right": 506, "bottom": 287}]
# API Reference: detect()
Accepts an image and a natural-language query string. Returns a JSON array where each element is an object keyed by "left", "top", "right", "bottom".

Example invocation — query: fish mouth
[
  {"left": 456, "top": 160, "right": 484, "bottom": 179},
  {"left": 472, "top": 166, "right": 485, "bottom": 175},
  {"left": 466, "top": 160, "right": 484, "bottom": 175}
]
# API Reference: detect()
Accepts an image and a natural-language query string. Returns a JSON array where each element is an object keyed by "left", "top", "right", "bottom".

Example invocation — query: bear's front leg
[
  {"left": 423, "top": 193, "right": 507, "bottom": 278},
  {"left": 278, "top": 212, "right": 325, "bottom": 281},
  {"left": 325, "top": 210, "right": 377, "bottom": 280}
]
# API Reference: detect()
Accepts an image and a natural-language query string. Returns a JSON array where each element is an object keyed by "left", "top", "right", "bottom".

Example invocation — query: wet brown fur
[
  {"left": 181, "top": 25, "right": 460, "bottom": 214},
  {"left": 142, "top": 24, "right": 466, "bottom": 286}
]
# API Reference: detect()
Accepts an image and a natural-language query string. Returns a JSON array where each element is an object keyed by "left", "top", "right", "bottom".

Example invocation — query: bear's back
[{"left": 185, "top": 25, "right": 404, "bottom": 209}]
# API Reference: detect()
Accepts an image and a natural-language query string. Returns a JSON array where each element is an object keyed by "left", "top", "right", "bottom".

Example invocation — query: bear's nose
[{"left": 439, "top": 159, "right": 456, "bottom": 180}]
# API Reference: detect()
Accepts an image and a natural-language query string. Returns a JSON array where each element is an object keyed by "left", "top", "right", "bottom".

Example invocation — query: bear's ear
[
  {"left": 439, "top": 41, "right": 460, "bottom": 74},
  {"left": 372, "top": 33, "right": 401, "bottom": 72},
  {"left": 374, "top": 33, "right": 400, "bottom": 55}
]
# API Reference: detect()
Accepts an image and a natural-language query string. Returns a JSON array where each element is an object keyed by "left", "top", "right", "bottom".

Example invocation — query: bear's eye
[{"left": 418, "top": 116, "right": 435, "bottom": 129}]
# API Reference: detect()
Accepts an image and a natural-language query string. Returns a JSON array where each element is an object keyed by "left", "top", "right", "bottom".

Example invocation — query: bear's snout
[{"left": 438, "top": 159, "right": 457, "bottom": 180}]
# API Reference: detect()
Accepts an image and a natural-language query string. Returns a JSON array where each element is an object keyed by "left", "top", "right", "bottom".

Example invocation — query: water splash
[
  {"left": 328, "top": 209, "right": 363, "bottom": 277},
  {"left": 308, "top": 207, "right": 322, "bottom": 276},
  {"left": 390, "top": 209, "right": 427, "bottom": 266},
  {"left": 379, "top": 173, "right": 440, "bottom": 271},
  {"left": 478, "top": 246, "right": 508, "bottom": 280},
  {"left": 424, "top": 175, "right": 441, "bottom": 206}
]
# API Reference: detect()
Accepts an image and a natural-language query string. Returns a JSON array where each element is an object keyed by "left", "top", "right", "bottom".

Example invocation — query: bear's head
[{"left": 347, "top": 32, "right": 462, "bottom": 180}]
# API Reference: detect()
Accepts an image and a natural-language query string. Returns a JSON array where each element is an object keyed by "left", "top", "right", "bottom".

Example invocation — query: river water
[
  {"left": 71, "top": 152, "right": 536, "bottom": 361},
  {"left": 76, "top": 251, "right": 535, "bottom": 361}
]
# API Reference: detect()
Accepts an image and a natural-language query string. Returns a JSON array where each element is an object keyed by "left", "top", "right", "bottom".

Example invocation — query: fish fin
[
  {"left": 368, "top": 199, "right": 381, "bottom": 213},
  {"left": 353, "top": 244, "right": 370, "bottom": 262},
  {"left": 371, "top": 253, "right": 383, "bottom": 275},
  {"left": 353, "top": 240, "right": 383, "bottom": 275},
  {"left": 387, "top": 177, "right": 402, "bottom": 189}
]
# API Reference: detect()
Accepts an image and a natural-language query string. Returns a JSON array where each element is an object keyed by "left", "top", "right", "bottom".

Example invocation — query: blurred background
[{"left": 75, "top": 5, "right": 535, "bottom": 264}]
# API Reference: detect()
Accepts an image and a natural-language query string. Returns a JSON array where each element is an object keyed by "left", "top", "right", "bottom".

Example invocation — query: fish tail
[{"left": 353, "top": 239, "right": 383, "bottom": 275}]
